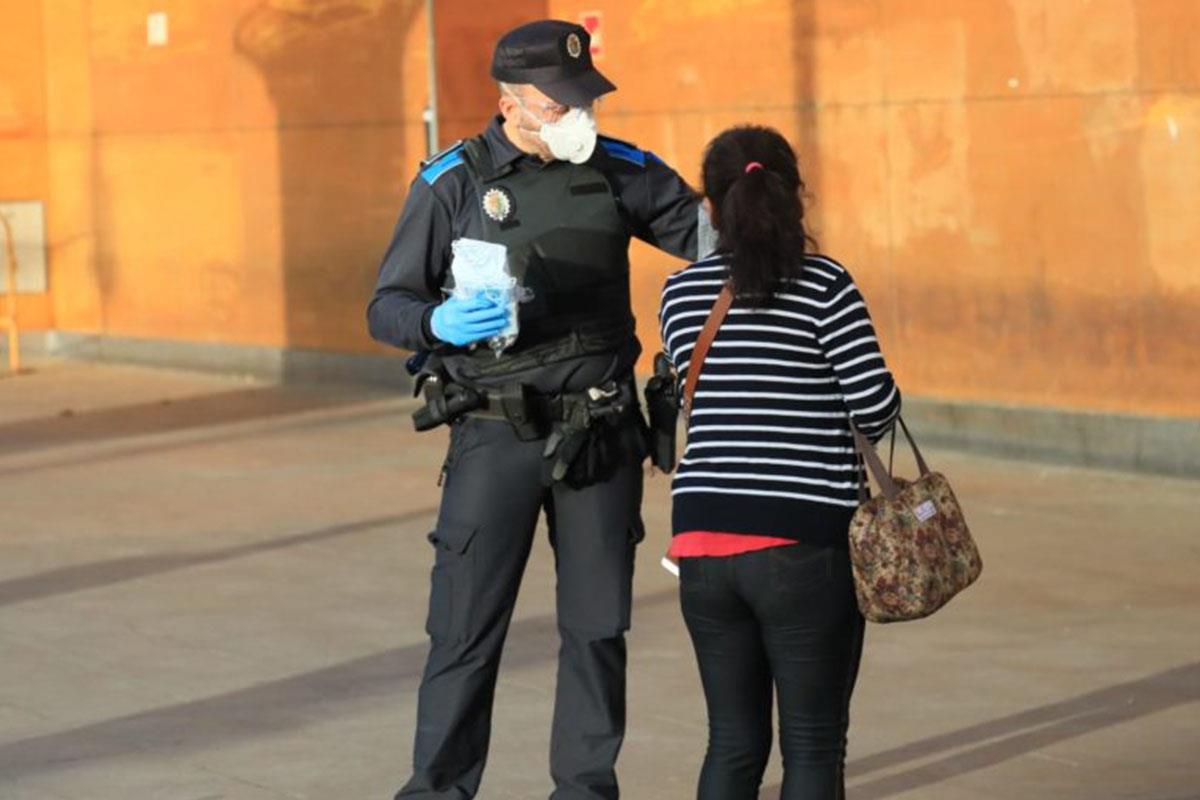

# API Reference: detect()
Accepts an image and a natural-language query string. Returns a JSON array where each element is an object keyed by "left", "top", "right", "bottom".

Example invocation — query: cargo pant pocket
[{"left": 425, "top": 521, "right": 480, "bottom": 644}]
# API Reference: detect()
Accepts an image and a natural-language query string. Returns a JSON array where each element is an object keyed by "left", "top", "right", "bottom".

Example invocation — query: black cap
[{"left": 490, "top": 20, "right": 616, "bottom": 108}]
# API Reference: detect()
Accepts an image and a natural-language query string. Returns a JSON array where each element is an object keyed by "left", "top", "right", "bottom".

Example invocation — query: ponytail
[{"left": 702, "top": 126, "right": 812, "bottom": 301}]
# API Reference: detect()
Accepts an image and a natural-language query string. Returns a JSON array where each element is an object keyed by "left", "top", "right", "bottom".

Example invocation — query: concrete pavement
[{"left": 0, "top": 361, "right": 1196, "bottom": 799}]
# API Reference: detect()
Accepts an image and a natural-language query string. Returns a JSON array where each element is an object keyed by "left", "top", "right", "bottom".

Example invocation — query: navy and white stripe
[{"left": 660, "top": 254, "right": 901, "bottom": 544}]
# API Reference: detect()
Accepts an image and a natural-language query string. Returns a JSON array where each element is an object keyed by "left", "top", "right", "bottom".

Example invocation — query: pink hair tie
[{"left": 744, "top": 161, "right": 765, "bottom": 174}]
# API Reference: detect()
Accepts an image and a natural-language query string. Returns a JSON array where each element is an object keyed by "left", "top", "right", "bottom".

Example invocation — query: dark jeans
[
  {"left": 679, "top": 543, "right": 865, "bottom": 800},
  {"left": 396, "top": 417, "right": 646, "bottom": 800}
]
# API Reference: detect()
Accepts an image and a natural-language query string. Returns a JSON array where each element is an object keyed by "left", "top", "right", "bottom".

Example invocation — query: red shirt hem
[{"left": 667, "top": 531, "right": 797, "bottom": 558}]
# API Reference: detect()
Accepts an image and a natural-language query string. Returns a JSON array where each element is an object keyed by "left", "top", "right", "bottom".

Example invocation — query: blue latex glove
[{"left": 429, "top": 294, "right": 510, "bottom": 347}]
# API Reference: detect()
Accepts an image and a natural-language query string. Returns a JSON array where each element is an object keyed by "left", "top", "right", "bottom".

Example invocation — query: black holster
[
  {"left": 643, "top": 352, "right": 679, "bottom": 473},
  {"left": 541, "top": 380, "right": 643, "bottom": 489},
  {"left": 412, "top": 377, "right": 487, "bottom": 432}
]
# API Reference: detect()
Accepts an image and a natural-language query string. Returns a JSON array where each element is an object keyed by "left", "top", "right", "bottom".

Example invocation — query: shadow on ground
[
  {"left": 757, "top": 661, "right": 1200, "bottom": 799},
  {"left": 0, "top": 509, "right": 436, "bottom": 609},
  {"left": 0, "top": 386, "right": 367, "bottom": 457},
  {"left": 0, "top": 589, "right": 679, "bottom": 782}
]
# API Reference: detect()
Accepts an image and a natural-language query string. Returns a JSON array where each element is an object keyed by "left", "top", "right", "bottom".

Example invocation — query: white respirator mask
[
  {"left": 510, "top": 88, "right": 598, "bottom": 164},
  {"left": 536, "top": 107, "right": 598, "bottom": 164}
]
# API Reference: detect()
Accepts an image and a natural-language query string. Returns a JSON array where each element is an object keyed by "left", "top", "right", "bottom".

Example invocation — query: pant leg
[
  {"left": 679, "top": 555, "right": 774, "bottom": 800},
  {"left": 838, "top": 609, "right": 866, "bottom": 800},
  {"left": 545, "top": 422, "right": 645, "bottom": 800},
  {"left": 396, "top": 418, "right": 546, "bottom": 800},
  {"left": 741, "top": 544, "right": 862, "bottom": 800}
]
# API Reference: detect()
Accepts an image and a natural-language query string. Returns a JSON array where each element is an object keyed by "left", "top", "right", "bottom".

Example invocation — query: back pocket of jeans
[
  {"left": 768, "top": 545, "right": 833, "bottom": 596},
  {"left": 679, "top": 556, "right": 709, "bottom": 593}
]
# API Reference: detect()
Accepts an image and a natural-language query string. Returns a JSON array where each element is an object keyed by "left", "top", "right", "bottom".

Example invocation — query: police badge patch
[
  {"left": 566, "top": 33, "right": 582, "bottom": 59},
  {"left": 482, "top": 187, "right": 515, "bottom": 223}
]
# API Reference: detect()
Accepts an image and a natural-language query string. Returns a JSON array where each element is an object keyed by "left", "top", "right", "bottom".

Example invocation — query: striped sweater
[{"left": 659, "top": 253, "right": 902, "bottom": 547}]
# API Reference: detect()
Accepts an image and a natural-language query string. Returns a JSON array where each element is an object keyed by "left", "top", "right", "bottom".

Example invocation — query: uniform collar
[{"left": 485, "top": 114, "right": 543, "bottom": 168}]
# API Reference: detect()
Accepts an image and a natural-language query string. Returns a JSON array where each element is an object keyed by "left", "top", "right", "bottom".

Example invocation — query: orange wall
[
  {"left": 31, "top": 0, "right": 544, "bottom": 353},
  {"left": 44, "top": 0, "right": 436, "bottom": 351},
  {"left": 0, "top": 1, "right": 54, "bottom": 329},
  {"left": 547, "top": 0, "right": 1200, "bottom": 417},
  {"left": 13, "top": 1, "right": 1200, "bottom": 417}
]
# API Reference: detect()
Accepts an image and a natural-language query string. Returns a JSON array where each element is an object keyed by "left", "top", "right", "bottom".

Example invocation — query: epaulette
[
  {"left": 419, "top": 140, "right": 466, "bottom": 185},
  {"left": 598, "top": 135, "right": 653, "bottom": 168}
]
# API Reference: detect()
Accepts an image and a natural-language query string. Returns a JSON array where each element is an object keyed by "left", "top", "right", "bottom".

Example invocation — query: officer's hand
[{"left": 430, "top": 294, "right": 510, "bottom": 347}]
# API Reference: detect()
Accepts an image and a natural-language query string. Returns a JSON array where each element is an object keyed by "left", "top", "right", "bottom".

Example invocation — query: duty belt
[
  {"left": 413, "top": 376, "right": 643, "bottom": 488},
  {"left": 412, "top": 376, "right": 638, "bottom": 441}
]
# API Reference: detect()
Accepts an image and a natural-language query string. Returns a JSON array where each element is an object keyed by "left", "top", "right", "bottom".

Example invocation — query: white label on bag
[{"left": 914, "top": 500, "right": 937, "bottom": 522}]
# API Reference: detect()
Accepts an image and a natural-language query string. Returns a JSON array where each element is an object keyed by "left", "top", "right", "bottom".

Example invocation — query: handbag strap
[
  {"left": 851, "top": 415, "right": 930, "bottom": 502},
  {"left": 896, "top": 416, "right": 931, "bottom": 475},
  {"left": 682, "top": 283, "right": 735, "bottom": 418}
]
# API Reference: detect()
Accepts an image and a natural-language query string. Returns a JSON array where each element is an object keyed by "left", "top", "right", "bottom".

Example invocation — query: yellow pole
[{"left": 0, "top": 213, "right": 20, "bottom": 374}]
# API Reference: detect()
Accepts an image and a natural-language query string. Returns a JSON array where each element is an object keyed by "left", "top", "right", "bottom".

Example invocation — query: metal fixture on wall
[
  {"left": 0, "top": 213, "right": 19, "bottom": 374},
  {"left": 423, "top": 0, "right": 440, "bottom": 158}
]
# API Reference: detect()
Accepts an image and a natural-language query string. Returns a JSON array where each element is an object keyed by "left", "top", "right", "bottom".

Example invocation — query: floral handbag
[{"left": 849, "top": 417, "right": 982, "bottom": 623}]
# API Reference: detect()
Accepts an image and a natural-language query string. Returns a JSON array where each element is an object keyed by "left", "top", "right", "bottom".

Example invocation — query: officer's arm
[
  {"left": 630, "top": 155, "right": 701, "bottom": 262},
  {"left": 366, "top": 176, "right": 453, "bottom": 352}
]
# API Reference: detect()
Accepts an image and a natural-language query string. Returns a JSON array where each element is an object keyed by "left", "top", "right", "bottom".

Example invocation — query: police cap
[{"left": 490, "top": 20, "right": 616, "bottom": 108}]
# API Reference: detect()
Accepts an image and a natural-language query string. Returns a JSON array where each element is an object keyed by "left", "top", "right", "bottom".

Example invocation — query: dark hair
[{"left": 702, "top": 125, "right": 812, "bottom": 301}]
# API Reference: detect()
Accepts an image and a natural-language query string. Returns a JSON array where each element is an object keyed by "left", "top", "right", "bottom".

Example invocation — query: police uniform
[{"left": 367, "top": 20, "right": 698, "bottom": 800}]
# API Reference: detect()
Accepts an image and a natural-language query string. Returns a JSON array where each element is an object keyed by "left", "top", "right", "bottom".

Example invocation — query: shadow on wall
[
  {"left": 234, "top": 0, "right": 424, "bottom": 381},
  {"left": 432, "top": 1, "right": 550, "bottom": 145},
  {"left": 232, "top": 0, "right": 548, "bottom": 382},
  {"left": 792, "top": 0, "right": 821, "bottom": 225}
]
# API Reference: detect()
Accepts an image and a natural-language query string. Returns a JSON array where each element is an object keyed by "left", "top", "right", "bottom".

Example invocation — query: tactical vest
[{"left": 441, "top": 136, "right": 636, "bottom": 386}]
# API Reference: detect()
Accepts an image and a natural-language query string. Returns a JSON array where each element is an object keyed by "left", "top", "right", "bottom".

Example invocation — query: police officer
[{"left": 367, "top": 19, "right": 699, "bottom": 800}]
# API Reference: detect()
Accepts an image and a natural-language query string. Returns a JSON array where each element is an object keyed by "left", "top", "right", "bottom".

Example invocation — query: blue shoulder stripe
[
  {"left": 599, "top": 136, "right": 646, "bottom": 168},
  {"left": 420, "top": 144, "right": 466, "bottom": 185}
]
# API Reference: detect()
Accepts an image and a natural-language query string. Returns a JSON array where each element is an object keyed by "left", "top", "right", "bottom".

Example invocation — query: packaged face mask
[{"left": 449, "top": 238, "right": 532, "bottom": 356}]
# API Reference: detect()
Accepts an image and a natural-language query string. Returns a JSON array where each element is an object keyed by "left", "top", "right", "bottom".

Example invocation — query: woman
[{"left": 659, "top": 125, "right": 901, "bottom": 799}]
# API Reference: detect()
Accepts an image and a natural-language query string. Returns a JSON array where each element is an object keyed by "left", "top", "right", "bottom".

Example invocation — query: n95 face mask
[{"left": 537, "top": 107, "right": 598, "bottom": 164}]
